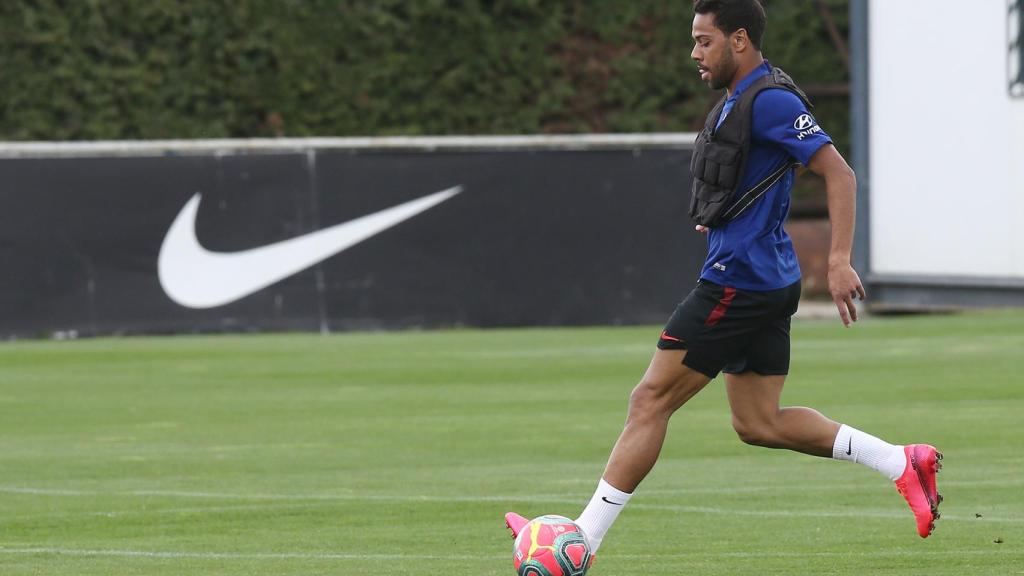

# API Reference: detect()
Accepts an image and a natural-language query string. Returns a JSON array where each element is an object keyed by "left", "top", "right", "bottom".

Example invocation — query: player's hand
[
  {"left": 827, "top": 262, "right": 866, "bottom": 327},
  {"left": 695, "top": 225, "right": 709, "bottom": 234}
]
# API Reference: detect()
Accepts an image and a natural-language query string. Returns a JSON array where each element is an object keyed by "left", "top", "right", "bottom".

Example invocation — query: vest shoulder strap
[
  {"left": 718, "top": 67, "right": 811, "bottom": 223},
  {"left": 731, "top": 67, "right": 814, "bottom": 125},
  {"left": 703, "top": 95, "right": 728, "bottom": 134}
]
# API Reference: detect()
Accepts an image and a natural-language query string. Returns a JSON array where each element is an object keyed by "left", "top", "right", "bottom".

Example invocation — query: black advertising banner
[{"left": 0, "top": 139, "right": 703, "bottom": 337}]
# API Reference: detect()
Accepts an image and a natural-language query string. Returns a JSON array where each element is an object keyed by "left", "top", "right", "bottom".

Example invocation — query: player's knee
[
  {"left": 732, "top": 417, "right": 776, "bottom": 447},
  {"left": 627, "top": 378, "right": 672, "bottom": 420},
  {"left": 627, "top": 380, "right": 658, "bottom": 417}
]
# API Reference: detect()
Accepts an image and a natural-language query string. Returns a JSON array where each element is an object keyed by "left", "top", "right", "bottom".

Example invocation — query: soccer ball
[{"left": 512, "top": 515, "right": 592, "bottom": 576}]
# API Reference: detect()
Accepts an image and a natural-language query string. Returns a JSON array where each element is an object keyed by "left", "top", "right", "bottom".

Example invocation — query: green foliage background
[{"left": 0, "top": 0, "right": 850, "bottom": 153}]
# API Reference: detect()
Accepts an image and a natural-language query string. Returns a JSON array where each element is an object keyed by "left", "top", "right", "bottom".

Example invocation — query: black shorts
[{"left": 657, "top": 279, "right": 801, "bottom": 378}]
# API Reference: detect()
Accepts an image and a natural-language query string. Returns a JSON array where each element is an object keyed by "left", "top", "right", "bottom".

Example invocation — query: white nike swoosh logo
[{"left": 158, "top": 186, "right": 462, "bottom": 309}]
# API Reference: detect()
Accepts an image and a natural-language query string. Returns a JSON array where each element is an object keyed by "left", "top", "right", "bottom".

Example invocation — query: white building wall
[
  {"left": 869, "top": 0, "right": 1023, "bottom": 279},
  {"left": 1011, "top": 99, "right": 1024, "bottom": 276}
]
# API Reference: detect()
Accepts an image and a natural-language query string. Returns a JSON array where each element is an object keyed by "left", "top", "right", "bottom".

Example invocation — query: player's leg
[
  {"left": 724, "top": 371, "right": 839, "bottom": 456},
  {"left": 572, "top": 280, "right": 757, "bottom": 553},
  {"left": 508, "top": 280, "right": 761, "bottom": 549},
  {"left": 506, "top": 349, "right": 712, "bottom": 548},
  {"left": 568, "top": 280, "right": 750, "bottom": 553},
  {"left": 723, "top": 283, "right": 903, "bottom": 465},
  {"left": 726, "top": 368, "right": 916, "bottom": 470},
  {"left": 720, "top": 285, "right": 847, "bottom": 456},
  {"left": 602, "top": 348, "right": 712, "bottom": 492},
  {"left": 725, "top": 369, "right": 943, "bottom": 537},
  {"left": 724, "top": 303, "right": 943, "bottom": 537},
  {"left": 572, "top": 348, "right": 711, "bottom": 554}
]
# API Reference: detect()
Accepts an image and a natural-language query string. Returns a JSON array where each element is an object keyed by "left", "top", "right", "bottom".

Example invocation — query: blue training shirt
[{"left": 699, "top": 61, "right": 832, "bottom": 291}]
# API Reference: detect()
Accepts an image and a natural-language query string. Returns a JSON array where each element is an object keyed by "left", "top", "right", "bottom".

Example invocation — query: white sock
[
  {"left": 832, "top": 424, "right": 907, "bottom": 481},
  {"left": 574, "top": 478, "right": 632, "bottom": 554}
]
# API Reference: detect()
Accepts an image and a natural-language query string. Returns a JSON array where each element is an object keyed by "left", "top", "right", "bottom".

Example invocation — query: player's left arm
[{"left": 806, "top": 144, "right": 866, "bottom": 327}]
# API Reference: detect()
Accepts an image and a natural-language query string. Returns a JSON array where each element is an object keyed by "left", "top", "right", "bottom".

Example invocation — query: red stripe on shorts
[{"left": 704, "top": 287, "right": 737, "bottom": 327}]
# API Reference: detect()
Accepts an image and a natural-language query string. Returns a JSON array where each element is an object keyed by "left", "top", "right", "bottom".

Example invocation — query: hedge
[{"left": 0, "top": 0, "right": 850, "bottom": 153}]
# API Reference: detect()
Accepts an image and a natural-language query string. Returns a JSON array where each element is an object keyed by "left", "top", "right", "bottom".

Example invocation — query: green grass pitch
[{"left": 1, "top": 310, "right": 1022, "bottom": 575}]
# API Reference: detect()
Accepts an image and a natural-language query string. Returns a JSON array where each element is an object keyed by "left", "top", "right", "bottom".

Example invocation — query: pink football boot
[
  {"left": 894, "top": 444, "right": 943, "bottom": 538},
  {"left": 504, "top": 512, "right": 529, "bottom": 539}
]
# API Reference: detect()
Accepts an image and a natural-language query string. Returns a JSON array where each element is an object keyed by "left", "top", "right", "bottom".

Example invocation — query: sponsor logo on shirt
[
  {"left": 793, "top": 114, "right": 815, "bottom": 130},
  {"left": 793, "top": 113, "right": 822, "bottom": 141}
]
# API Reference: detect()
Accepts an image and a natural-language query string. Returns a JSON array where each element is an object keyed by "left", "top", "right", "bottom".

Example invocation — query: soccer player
[{"left": 506, "top": 0, "right": 942, "bottom": 558}]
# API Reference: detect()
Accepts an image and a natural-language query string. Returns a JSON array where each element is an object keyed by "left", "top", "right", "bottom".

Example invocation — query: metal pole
[{"left": 850, "top": 0, "right": 871, "bottom": 282}]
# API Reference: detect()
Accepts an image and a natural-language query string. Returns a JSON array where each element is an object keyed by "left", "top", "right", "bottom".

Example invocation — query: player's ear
[{"left": 732, "top": 29, "right": 749, "bottom": 52}]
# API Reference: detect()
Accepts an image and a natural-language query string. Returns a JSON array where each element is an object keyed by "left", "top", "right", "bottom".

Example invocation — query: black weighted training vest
[{"left": 689, "top": 66, "right": 812, "bottom": 227}]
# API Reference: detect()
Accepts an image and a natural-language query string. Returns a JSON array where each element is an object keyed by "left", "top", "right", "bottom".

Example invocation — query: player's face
[{"left": 691, "top": 13, "right": 738, "bottom": 91}]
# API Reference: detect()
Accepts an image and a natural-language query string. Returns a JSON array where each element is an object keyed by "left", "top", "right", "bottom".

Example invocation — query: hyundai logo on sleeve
[
  {"left": 793, "top": 114, "right": 823, "bottom": 140},
  {"left": 793, "top": 114, "right": 815, "bottom": 130}
]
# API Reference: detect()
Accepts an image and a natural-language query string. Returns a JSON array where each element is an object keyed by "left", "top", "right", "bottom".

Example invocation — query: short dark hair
[{"left": 693, "top": 0, "right": 767, "bottom": 50}]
